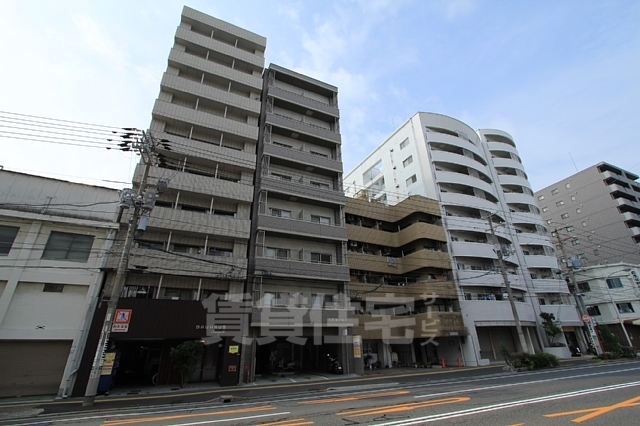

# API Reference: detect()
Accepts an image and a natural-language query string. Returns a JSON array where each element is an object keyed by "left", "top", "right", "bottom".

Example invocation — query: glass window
[
  {"left": 566, "top": 226, "right": 574, "bottom": 232},
  {"left": 586, "top": 305, "right": 601, "bottom": 316},
  {"left": 542, "top": 207, "right": 549, "bottom": 212},
  {"left": 43, "top": 284, "right": 64, "bottom": 293},
  {"left": 271, "top": 173, "right": 292, "bottom": 181},
  {"left": 311, "top": 252, "right": 332, "bottom": 264},
  {"left": 403, "top": 156, "right": 413, "bottom": 167},
  {"left": 42, "top": 232, "right": 94, "bottom": 262},
  {"left": 552, "top": 188, "right": 559, "bottom": 195},
  {"left": 582, "top": 221, "right": 587, "bottom": 227},
  {"left": 571, "top": 195, "right": 576, "bottom": 201},
  {"left": 617, "top": 303, "right": 635, "bottom": 314},
  {"left": 266, "top": 248, "right": 289, "bottom": 259},
  {"left": 406, "top": 175, "right": 417, "bottom": 186},
  {"left": 0, "top": 225, "right": 20, "bottom": 255},
  {"left": 547, "top": 219, "right": 553, "bottom": 224},
  {"left": 606, "top": 278, "right": 623, "bottom": 289},
  {"left": 556, "top": 200, "right": 564, "bottom": 207},
  {"left": 311, "top": 215, "right": 331, "bottom": 224},
  {"left": 576, "top": 208, "right": 582, "bottom": 214},
  {"left": 594, "top": 249, "right": 599, "bottom": 255},
  {"left": 571, "top": 239, "right": 580, "bottom": 245},
  {"left": 565, "top": 183, "right": 571, "bottom": 188},
  {"left": 561, "top": 213, "right": 569, "bottom": 219},
  {"left": 310, "top": 181, "right": 330, "bottom": 189},
  {"left": 270, "top": 208, "right": 291, "bottom": 218},
  {"left": 538, "top": 195, "right": 545, "bottom": 201},
  {"left": 400, "top": 138, "right": 409, "bottom": 149}
]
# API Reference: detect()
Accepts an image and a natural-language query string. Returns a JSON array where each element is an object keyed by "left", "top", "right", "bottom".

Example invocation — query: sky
[{"left": 1, "top": 0, "right": 639, "bottom": 192}]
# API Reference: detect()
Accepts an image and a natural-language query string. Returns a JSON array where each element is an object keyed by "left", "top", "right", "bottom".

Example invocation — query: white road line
[
  {"left": 371, "top": 381, "right": 640, "bottom": 425},
  {"left": 413, "top": 365, "right": 640, "bottom": 399},
  {"left": 167, "top": 411, "right": 290, "bottom": 426}
]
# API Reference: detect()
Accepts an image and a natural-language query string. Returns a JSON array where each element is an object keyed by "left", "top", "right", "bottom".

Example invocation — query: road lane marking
[
  {"left": 162, "top": 412, "right": 290, "bottom": 426},
  {"left": 368, "top": 381, "right": 640, "bottom": 425},
  {"left": 299, "top": 390, "right": 409, "bottom": 405},
  {"left": 544, "top": 395, "right": 640, "bottom": 423},
  {"left": 259, "top": 419, "right": 313, "bottom": 425},
  {"left": 337, "top": 397, "right": 470, "bottom": 417},
  {"left": 102, "top": 405, "right": 274, "bottom": 425}
]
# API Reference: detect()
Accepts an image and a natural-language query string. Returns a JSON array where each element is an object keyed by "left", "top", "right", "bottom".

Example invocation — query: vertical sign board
[
  {"left": 112, "top": 309, "right": 132, "bottom": 332},
  {"left": 353, "top": 335, "right": 362, "bottom": 358}
]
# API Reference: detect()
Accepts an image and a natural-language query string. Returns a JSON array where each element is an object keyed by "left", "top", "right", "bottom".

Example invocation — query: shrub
[
  {"left": 598, "top": 325, "right": 622, "bottom": 356},
  {"left": 500, "top": 344, "right": 560, "bottom": 371},
  {"left": 529, "top": 352, "right": 560, "bottom": 369}
]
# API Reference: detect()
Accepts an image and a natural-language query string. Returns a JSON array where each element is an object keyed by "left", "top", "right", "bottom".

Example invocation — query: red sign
[
  {"left": 114, "top": 309, "right": 132, "bottom": 324},
  {"left": 582, "top": 314, "right": 591, "bottom": 323}
]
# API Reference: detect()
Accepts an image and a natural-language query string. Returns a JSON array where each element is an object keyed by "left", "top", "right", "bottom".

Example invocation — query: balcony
[
  {"left": 504, "top": 192, "right": 537, "bottom": 207},
  {"left": 487, "top": 141, "right": 520, "bottom": 157},
  {"left": 430, "top": 150, "right": 490, "bottom": 177},
  {"left": 254, "top": 257, "right": 350, "bottom": 281},
  {"left": 353, "top": 312, "right": 467, "bottom": 339},
  {"left": 450, "top": 241, "right": 497, "bottom": 260},
  {"left": 540, "top": 304, "right": 582, "bottom": 326},
  {"left": 268, "top": 85, "right": 339, "bottom": 118},
  {"left": 349, "top": 281, "right": 459, "bottom": 300},
  {"left": 492, "top": 157, "right": 525, "bottom": 174},
  {"left": 175, "top": 27, "right": 264, "bottom": 70},
  {"left": 523, "top": 254, "right": 559, "bottom": 269},
  {"left": 266, "top": 112, "right": 341, "bottom": 144},
  {"left": 161, "top": 73, "right": 260, "bottom": 115},
  {"left": 264, "top": 142, "right": 342, "bottom": 174},
  {"left": 347, "top": 222, "right": 447, "bottom": 248},
  {"left": 133, "top": 164, "right": 254, "bottom": 202},
  {"left": 529, "top": 278, "right": 567, "bottom": 293},
  {"left": 497, "top": 174, "right": 532, "bottom": 190},
  {"left": 107, "top": 247, "right": 248, "bottom": 278},
  {"left": 168, "top": 49, "right": 263, "bottom": 90},
  {"left": 456, "top": 270, "right": 528, "bottom": 292},
  {"left": 261, "top": 175, "right": 345, "bottom": 205},
  {"left": 251, "top": 306, "right": 353, "bottom": 328},
  {"left": 150, "top": 206, "right": 251, "bottom": 239},
  {"left": 439, "top": 192, "right": 498, "bottom": 213},
  {"left": 347, "top": 250, "right": 451, "bottom": 275},
  {"left": 436, "top": 171, "right": 497, "bottom": 198},
  {"left": 461, "top": 300, "right": 537, "bottom": 324},
  {"left": 152, "top": 100, "right": 258, "bottom": 141},
  {"left": 516, "top": 232, "right": 553, "bottom": 248},
  {"left": 509, "top": 212, "right": 545, "bottom": 227},
  {"left": 257, "top": 214, "right": 347, "bottom": 241},
  {"left": 426, "top": 133, "right": 483, "bottom": 159}
]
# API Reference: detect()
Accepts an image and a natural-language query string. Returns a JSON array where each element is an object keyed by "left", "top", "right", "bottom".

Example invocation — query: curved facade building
[{"left": 345, "top": 112, "right": 582, "bottom": 365}]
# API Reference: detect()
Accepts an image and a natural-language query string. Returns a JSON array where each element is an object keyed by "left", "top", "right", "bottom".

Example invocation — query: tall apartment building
[
  {"left": 0, "top": 171, "right": 119, "bottom": 398},
  {"left": 246, "top": 64, "right": 351, "bottom": 378},
  {"left": 345, "top": 112, "right": 583, "bottom": 364},
  {"left": 535, "top": 162, "right": 640, "bottom": 267},
  {"left": 345, "top": 195, "right": 466, "bottom": 369}
]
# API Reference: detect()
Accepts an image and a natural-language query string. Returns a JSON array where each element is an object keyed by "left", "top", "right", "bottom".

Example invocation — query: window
[
  {"left": 551, "top": 231, "right": 558, "bottom": 237},
  {"left": 270, "top": 208, "right": 291, "bottom": 218},
  {"left": 42, "top": 232, "right": 94, "bottom": 262},
  {"left": 311, "top": 252, "right": 332, "bottom": 264},
  {"left": 561, "top": 213, "right": 569, "bottom": 219},
  {"left": 577, "top": 282, "right": 591, "bottom": 292},
  {"left": 556, "top": 200, "right": 564, "bottom": 207},
  {"left": 566, "top": 226, "right": 574, "bottom": 232},
  {"left": 571, "top": 195, "right": 576, "bottom": 201},
  {"left": 310, "top": 151, "right": 329, "bottom": 158},
  {"left": 271, "top": 172, "right": 292, "bottom": 181},
  {"left": 576, "top": 208, "right": 582, "bottom": 214},
  {"left": 266, "top": 247, "right": 289, "bottom": 259},
  {"left": 403, "top": 156, "right": 413, "bottom": 167},
  {"left": 0, "top": 225, "right": 19, "bottom": 255},
  {"left": 617, "top": 303, "right": 635, "bottom": 314},
  {"left": 606, "top": 278, "right": 623, "bottom": 289},
  {"left": 586, "top": 305, "right": 601, "bottom": 316},
  {"left": 173, "top": 244, "right": 201, "bottom": 254},
  {"left": 538, "top": 195, "right": 545, "bottom": 201},
  {"left": 582, "top": 221, "right": 587, "bottom": 227},
  {"left": 43, "top": 284, "right": 64, "bottom": 293},
  {"left": 588, "top": 235, "right": 594, "bottom": 241},
  {"left": 406, "top": 175, "right": 417, "bottom": 186},
  {"left": 594, "top": 249, "right": 599, "bottom": 255},
  {"left": 209, "top": 247, "right": 232, "bottom": 257},
  {"left": 542, "top": 207, "right": 549, "bottom": 212},
  {"left": 571, "top": 239, "right": 580, "bottom": 245},
  {"left": 400, "top": 138, "right": 409, "bottom": 149},
  {"left": 546, "top": 219, "right": 553, "bottom": 224},
  {"left": 552, "top": 188, "right": 559, "bottom": 195},
  {"left": 310, "top": 181, "right": 330, "bottom": 189},
  {"left": 311, "top": 215, "right": 331, "bottom": 225},
  {"left": 565, "top": 183, "right": 571, "bottom": 189}
]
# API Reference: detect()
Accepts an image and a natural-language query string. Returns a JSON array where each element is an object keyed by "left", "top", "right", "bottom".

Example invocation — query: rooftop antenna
[{"left": 568, "top": 151, "right": 579, "bottom": 173}]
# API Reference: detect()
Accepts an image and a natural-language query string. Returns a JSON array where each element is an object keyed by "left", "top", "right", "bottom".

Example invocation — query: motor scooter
[{"left": 326, "top": 354, "right": 343, "bottom": 374}]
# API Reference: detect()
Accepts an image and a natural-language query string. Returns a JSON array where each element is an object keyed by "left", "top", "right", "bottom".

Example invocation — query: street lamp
[{"left": 602, "top": 269, "right": 634, "bottom": 348}]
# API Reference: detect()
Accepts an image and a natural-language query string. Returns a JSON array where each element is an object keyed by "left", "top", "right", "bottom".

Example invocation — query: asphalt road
[{"left": 3, "top": 359, "right": 640, "bottom": 425}]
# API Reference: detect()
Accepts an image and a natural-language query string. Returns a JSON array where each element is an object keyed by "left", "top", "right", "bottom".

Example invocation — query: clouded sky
[{"left": 1, "top": 0, "right": 638, "bottom": 191}]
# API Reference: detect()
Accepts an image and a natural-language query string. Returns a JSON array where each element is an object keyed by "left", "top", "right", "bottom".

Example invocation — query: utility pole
[
  {"left": 554, "top": 229, "right": 602, "bottom": 355},
  {"left": 488, "top": 215, "right": 529, "bottom": 354},
  {"left": 83, "top": 131, "right": 163, "bottom": 406}
]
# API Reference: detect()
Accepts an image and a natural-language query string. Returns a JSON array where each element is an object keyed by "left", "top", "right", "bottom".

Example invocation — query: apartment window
[
  {"left": 270, "top": 208, "right": 291, "bottom": 218},
  {"left": 42, "top": 231, "right": 94, "bottom": 262},
  {"left": 538, "top": 195, "right": 545, "bottom": 201},
  {"left": 571, "top": 195, "right": 576, "bottom": 201},
  {"left": 586, "top": 305, "right": 601, "bottom": 316},
  {"left": 173, "top": 244, "right": 201, "bottom": 255},
  {"left": 209, "top": 247, "right": 232, "bottom": 257},
  {"left": 403, "top": 156, "right": 413, "bottom": 167},
  {"left": 551, "top": 188, "right": 559, "bottom": 195},
  {"left": 576, "top": 208, "right": 582, "bottom": 214},
  {"left": 0, "top": 225, "right": 19, "bottom": 255},
  {"left": 406, "top": 175, "right": 417, "bottom": 186},
  {"left": 546, "top": 219, "right": 553, "bottom": 224},
  {"left": 266, "top": 247, "right": 289, "bottom": 259},
  {"left": 311, "top": 215, "right": 331, "bottom": 225},
  {"left": 43, "top": 284, "right": 64, "bottom": 293},
  {"left": 565, "top": 183, "right": 571, "bottom": 189},
  {"left": 561, "top": 213, "right": 569, "bottom": 219},
  {"left": 273, "top": 141, "right": 292, "bottom": 149},
  {"left": 274, "top": 292, "right": 290, "bottom": 306},
  {"left": 310, "top": 181, "right": 330, "bottom": 190},
  {"left": 588, "top": 235, "right": 594, "bottom": 241},
  {"left": 577, "top": 282, "right": 591, "bottom": 292},
  {"left": 582, "top": 221, "right": 588, "bottom": 227},
  {"left": 566, "top": 226, "right": 574, "bottom": 232},
  {"left": 556, "top": 200, "right": 564, "bottom": 207},
  {"left": 594, "top": 249, "right": 599, "bottom": 255},
  {"left": 571, "top": 239, "right": 580, "bottom": 246},
  {"left": 551, "top": 231, "right": 558, "bottom": 237},
  {"left": 400, "top": 138, "right": 409, "bottom": 149},
  {"left": 617, "top": 303, "right": 635, "bottom": 314},
  {"left": 271, "top": 172, "right": 292, "bottom": 181},
  {"left": 606, "top": 278, "right": 623, "bottom": 289},
  {"left": 311, "top": 252, "right": 332, "bottom": 264},
  {"left": 542, "top": 207, "right": 549, "bottom": 212}
]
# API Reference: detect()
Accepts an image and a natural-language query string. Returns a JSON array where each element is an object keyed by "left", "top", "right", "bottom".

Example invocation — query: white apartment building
[
  {"left": 573, "top": 263, "right": 640, "bottom": 348},
  {"left": 345, "top": 112, "right": 583, "bottom": 364},
  {"left": 0, "top": 171, "right": 119, "bottom": 397}
]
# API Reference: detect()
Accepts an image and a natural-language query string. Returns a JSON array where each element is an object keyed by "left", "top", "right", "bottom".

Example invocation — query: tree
[
  {"left": 540, "top": 312, "right": 563, "bottom": 346},
  {"left": 169, "top": 340, "right": 203, "bottom": 387},
  {"left": 598, "top": 325, "right": 622, "bottom": 356}
]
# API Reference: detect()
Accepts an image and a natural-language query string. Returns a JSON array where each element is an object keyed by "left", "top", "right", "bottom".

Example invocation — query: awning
[{"left": 623, "top": 318, "right": 640, "bottom": 326}]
